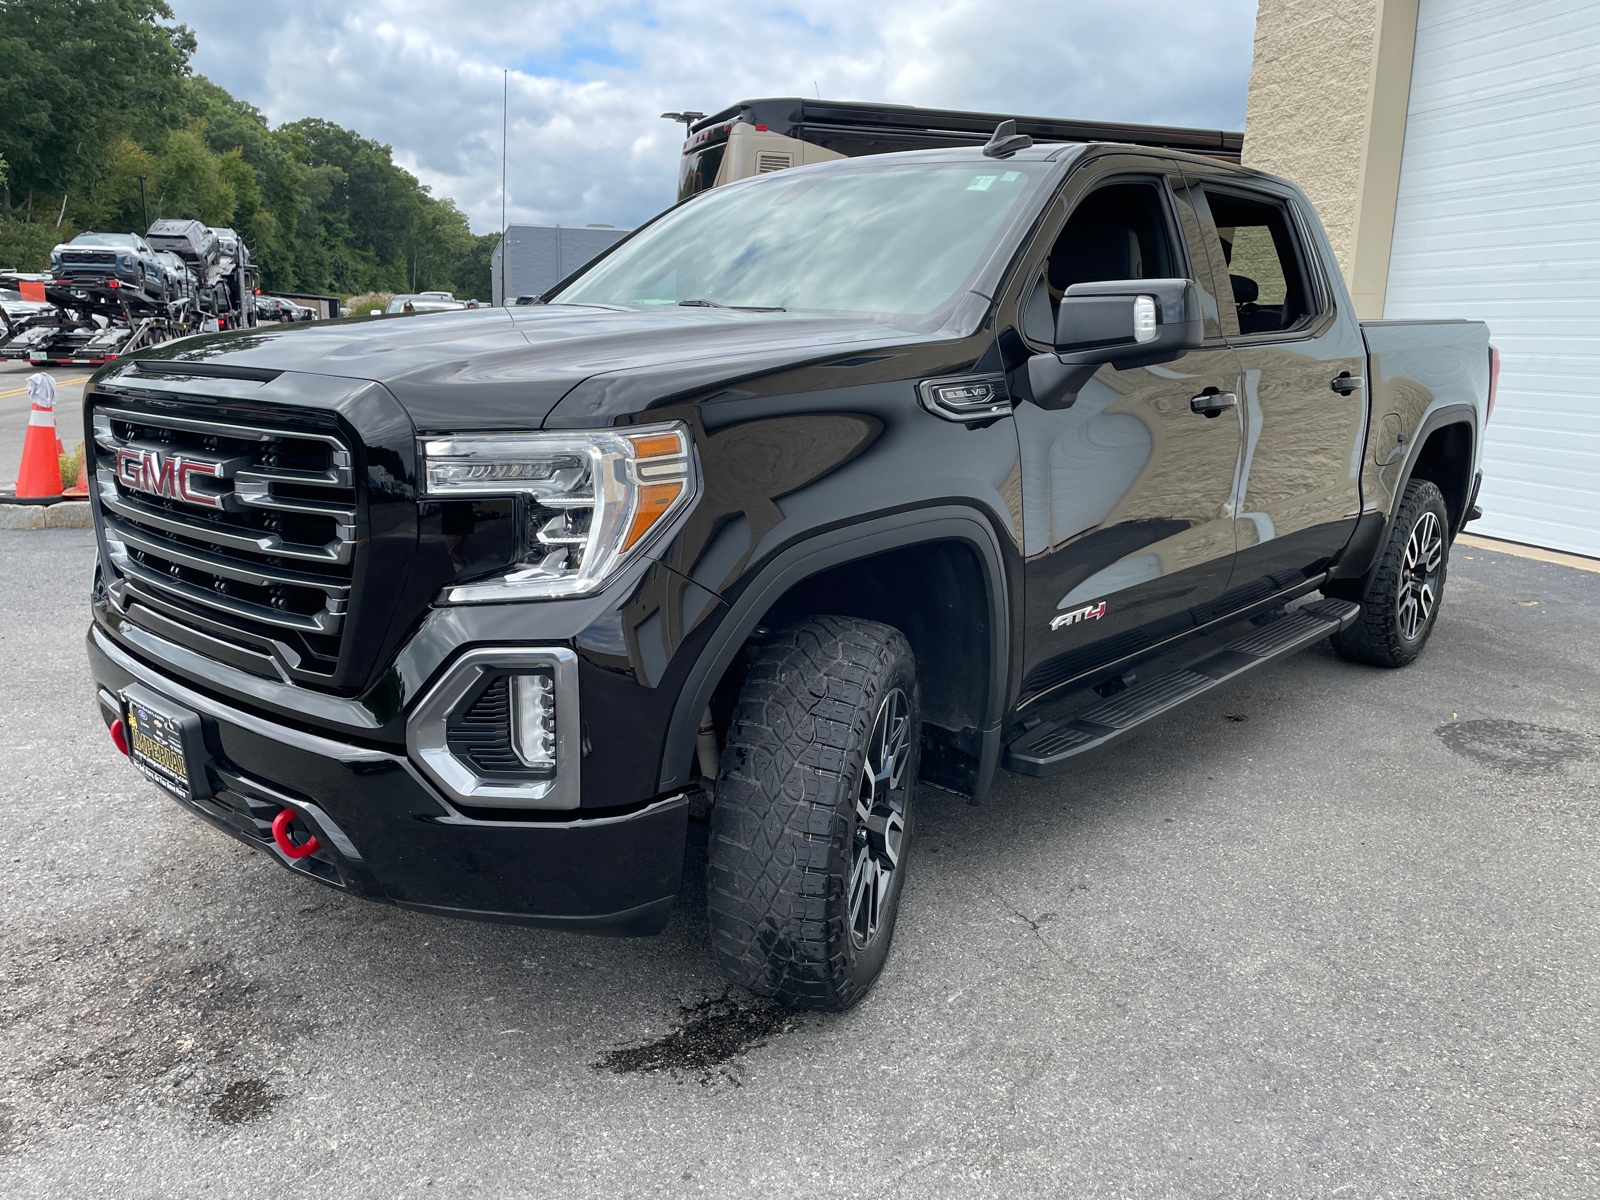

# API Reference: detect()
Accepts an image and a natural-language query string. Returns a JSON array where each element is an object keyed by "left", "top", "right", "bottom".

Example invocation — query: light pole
[{"left": 137, "top": 175, "right": 150, "bottom": 232}]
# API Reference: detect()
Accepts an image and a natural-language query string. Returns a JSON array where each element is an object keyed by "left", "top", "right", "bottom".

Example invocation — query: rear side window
[{"left": 1202, "top": 189, "right": 1317, "bottom": 336}]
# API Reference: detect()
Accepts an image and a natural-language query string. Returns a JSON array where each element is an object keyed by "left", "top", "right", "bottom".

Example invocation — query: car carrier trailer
[
  {"left": 0, "top": 274, "right": 184, "bottom": 366},
  {"left": 1, "top": 222, "right": 258, "bottom": 366}
]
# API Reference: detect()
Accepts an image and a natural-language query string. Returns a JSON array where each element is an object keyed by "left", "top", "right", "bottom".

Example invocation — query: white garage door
[{"left": 1384, "top": 0, "right": 1600, "bottom": 558}]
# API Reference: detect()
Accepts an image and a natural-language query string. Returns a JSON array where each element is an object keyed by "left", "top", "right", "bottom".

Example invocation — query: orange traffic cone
[
  {"left": 63, "top": 442, "right": 89, "bottom": 498},
  {"left": 15, "top": 372, "right": 64, "bottom": 499}
]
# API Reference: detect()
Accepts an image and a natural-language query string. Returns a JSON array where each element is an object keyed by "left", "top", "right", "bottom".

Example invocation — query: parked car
[
  {"left": 207, "top": 227, "right": 250, "bottom": 270},
  {"left": 145, "top": 219, "right": 220, "bottom": 272},
  {"left": 153, "top": 252, "right": 193, "bottom": 305},
  {"left": 0, "top": 284, "right": 54, "bottom": 325},
  {"left": 256, "top": 296, "right": 315, "bottom": 322},
  {"left": 50, "top": 232, "right": 166, "bottom": 297},
  {"left": 83, "top": 131, "right": 1494, "bottom": 1012},
  {"left": 385, "top": 292, "right": 467, "bottom": 314}
]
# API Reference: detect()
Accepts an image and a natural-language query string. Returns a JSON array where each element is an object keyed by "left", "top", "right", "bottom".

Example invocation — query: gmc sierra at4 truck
[{"left": 84, "top": 123, "right": 1494, "bottom": 1011}]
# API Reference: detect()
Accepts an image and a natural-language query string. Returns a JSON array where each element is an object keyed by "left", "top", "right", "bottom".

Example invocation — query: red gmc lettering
[{"left": 114, "top": 448, "right": 224, "bottom": 508}]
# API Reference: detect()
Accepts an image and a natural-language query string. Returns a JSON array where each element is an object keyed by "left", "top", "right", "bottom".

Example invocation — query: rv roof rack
[{"left": 686, "top": 97, "right": 1243, "bottom": 162}]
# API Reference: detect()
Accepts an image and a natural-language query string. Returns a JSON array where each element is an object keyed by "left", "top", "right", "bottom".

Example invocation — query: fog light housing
[{"left": 407, "top": 648, "right": 579, "bottom": 810}]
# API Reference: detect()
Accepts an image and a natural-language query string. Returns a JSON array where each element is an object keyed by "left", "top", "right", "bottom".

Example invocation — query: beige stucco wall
[{"left": 1243, "top": 0, "right": 1418, "bottom": 317}]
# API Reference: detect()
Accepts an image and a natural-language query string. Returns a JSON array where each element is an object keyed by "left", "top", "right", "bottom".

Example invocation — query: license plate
[{"left": 123, "top": 686, "right": 207, "bottom": 800}]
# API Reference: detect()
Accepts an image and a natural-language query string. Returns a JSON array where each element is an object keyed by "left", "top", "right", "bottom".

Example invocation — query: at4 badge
[{"left": 1051, "top": 600, "right": 1107, "bottom": 631}]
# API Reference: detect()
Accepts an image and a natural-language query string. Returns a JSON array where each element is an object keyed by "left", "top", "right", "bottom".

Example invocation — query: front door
[{"left": 1008, "top": 161, "right": 1244, "bottom": 709}]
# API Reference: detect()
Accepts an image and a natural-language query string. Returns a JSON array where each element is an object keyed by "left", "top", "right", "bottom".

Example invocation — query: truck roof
[{"left": 687, "top": 98, "right": 1243, "bottom": 162}]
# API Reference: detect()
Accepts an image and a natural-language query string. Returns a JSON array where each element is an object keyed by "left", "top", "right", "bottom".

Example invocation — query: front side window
[
  {"left": 554, "top": 161, "right": 1048, "bottom": 329},
  {"left": 1022, "top": 180, "right": 1181, "bottom": 344},
  {"left": 1203, "top": 189, "right": 1317, "bottom": 336}
]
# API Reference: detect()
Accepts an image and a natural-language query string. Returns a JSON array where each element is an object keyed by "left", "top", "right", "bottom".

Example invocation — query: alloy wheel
[
  {"left": 848, "top": 686, "right": 911, "bottom": 950},
  {"left": 1397, "top": 510, "right": 1443, "bottom": 640}
]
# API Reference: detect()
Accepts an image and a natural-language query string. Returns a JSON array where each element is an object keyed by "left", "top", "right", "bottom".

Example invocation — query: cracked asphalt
[{"left": 0, "top": 528, "right": 1596, "bottom": 1198}]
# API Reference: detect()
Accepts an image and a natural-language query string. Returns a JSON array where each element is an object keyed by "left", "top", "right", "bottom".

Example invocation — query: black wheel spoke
[{"left": 850, "top": 685, "right": 911, "bottom": 952}]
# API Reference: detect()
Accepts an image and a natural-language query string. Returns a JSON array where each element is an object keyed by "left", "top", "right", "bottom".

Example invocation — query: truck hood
[{"left": 138, "top": 304, "right": 941, "bottom": 430}]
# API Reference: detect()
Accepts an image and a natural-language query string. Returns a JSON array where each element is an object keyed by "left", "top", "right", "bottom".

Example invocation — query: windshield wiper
[{"left": 678, "top": 298, "right": 786, "bottom": 312}]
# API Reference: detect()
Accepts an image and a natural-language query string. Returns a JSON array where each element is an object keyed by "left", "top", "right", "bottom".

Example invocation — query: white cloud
[{"left": 170, "top": 0, "right": 1257, "bottom": 234}]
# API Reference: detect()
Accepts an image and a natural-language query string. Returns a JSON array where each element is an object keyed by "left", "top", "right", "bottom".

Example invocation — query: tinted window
[
  {"left": 678, "top": 144, "right": 728, "bottom": 202},
  {"left": 1202, "top": 189, "right": 1316, "bottom": 335},
  {"left": 558, "top": 162, "right": 1048, "bottom": 325},
  {"left": 1023, "top": 180, "right": 1180, "bottom": 344}
]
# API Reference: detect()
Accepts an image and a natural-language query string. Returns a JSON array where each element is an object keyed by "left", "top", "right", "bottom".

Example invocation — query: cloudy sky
[{"left": 169, "top": 0, "right": 1259, "bottom": 235}]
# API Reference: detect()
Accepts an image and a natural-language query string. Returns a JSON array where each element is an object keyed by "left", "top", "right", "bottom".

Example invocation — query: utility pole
[
  {"left": 502, "top": 70, "right": 508, "bottom": 237},
  {"left": 137, "top": 176, "right": 150, "bottom": 232}
]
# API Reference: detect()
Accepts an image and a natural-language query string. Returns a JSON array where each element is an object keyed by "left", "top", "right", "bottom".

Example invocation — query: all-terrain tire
[
  {"left": 707, "top": 616, "right": 920, "bottom": 1012},
  {"left": 1332, "top": 478, "right": 1451, "bottom": 668}
]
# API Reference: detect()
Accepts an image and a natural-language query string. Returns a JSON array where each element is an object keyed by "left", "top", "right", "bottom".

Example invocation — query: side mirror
[
  {"left": 1055, "top": 278, "right": 1204, "bottom": 364},
  {"left": 1026, "top": 278, "right": 1206, "bottom": 410}
]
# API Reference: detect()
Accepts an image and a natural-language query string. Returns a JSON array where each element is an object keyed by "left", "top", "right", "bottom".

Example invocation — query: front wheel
[
  {"left": 1332, "top": 478, "right": 1451, "bottom": 667},
  {"left": 708, "top": 616, "right": 920, "bottom": 1011}
]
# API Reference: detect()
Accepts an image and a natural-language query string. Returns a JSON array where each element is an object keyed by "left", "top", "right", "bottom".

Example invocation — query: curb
[{"left": 0, "top": 500, "right": 93, "bottom": 529}]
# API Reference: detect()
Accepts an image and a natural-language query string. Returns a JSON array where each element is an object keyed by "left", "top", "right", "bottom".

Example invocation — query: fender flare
[
  {"left": 1386, "top": 402, "right": 1479, "bottom": 525},
  {"left": 1332, "top": 401, "right": 1481, "bottom": 590},
  {"left": 657, "top": 505, "right": 1014, "bottom": 792}
]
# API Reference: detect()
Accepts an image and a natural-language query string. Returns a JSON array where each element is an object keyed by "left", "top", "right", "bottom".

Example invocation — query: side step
[{"left": 1003, "top": 598, "right": 1361, "bottom": 777}]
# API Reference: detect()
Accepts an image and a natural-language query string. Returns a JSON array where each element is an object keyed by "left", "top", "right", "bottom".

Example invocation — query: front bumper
[
  {"left": 87, "top": 625, "right": 687, "bottom": 936},
  {"left": 54, "top": 267, "right": 139, "bottom": 287}
]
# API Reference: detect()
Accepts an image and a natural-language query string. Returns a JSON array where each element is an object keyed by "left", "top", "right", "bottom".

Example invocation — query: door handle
[
  {"left": 1189, "top": 389, "right": 1237, "bottom": 418},
  {"left": 1330, "top": 372, "right": 1363, "bottom": 395}
]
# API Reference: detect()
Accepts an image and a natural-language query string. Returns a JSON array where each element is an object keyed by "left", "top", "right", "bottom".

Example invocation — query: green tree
[
  {"left": 0, "top": 0, "right": 194, "bottom": 213},
  {"left": 0, "top": 2, "right": 492, "bottom": 291}
]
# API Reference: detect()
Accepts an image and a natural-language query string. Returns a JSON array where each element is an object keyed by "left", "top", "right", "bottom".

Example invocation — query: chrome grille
[{"left": 92, "top": 404, "right": 360, "bottom": 683}]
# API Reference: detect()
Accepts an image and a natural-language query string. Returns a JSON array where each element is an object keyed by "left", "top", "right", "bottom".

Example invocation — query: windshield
[
  {"left": 71, "top": 233, "right": 137, "bottom": 248},
  {"left": 556, "top": 161, "right": 1047, "bottom": 327}
]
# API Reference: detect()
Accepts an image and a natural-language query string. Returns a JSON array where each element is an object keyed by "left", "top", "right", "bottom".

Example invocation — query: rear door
[
  {"left": 1007, "top": 154, "right": 1244, "bottom": 709},
  {"left": 1179, "top": 161, "right": 1369, "bottom": 597}
]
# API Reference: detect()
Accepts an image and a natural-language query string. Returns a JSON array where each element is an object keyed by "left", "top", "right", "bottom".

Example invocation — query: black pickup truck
[{"left": 83, "top": 127, "right": 1494, "bottom": 1011}]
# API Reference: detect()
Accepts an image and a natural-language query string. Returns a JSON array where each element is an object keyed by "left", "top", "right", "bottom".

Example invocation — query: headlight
[{"left": 425, "top": 422, "right": 695, "bottom": 602}]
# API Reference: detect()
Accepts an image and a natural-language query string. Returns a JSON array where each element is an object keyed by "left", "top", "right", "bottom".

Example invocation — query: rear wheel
[
  {"left": 707, "top": 616, "right": 919, "bottom": 1011},
  {"left": 1332, "top": 478, "right": 1450, "bottom": 667}
]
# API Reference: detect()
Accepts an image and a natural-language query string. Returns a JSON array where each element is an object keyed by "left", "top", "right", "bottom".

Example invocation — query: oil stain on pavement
[
  {"left": 1437, "top": 718, "right": 1599, "bottom": 773},
  {"left": 593, "top": 992, "right": 794, "bottom": 1084},
  {"left": 210, "top": 1080, "right": 272, "bottom": 1125}
]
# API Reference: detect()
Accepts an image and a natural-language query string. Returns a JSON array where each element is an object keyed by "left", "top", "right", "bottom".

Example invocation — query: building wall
[
  {"left": 492, "top": 225, "right": 630, "bottom": 305},
  {"left": 1243, "top": 0, "right": 1418, "bottom": 316}
]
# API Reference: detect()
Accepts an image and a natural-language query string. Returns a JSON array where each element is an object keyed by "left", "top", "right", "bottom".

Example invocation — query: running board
[{"left": 1003, "top": 598, "right": 1361, "bottom": 777}]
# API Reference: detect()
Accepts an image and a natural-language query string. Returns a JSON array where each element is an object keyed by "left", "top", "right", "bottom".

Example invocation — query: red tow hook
[
  {"left": 271, "top": 809, "right": 321, "bottom": 859},
  {"left": 108, "top": 719, "right": 129, "bottom": 756}
]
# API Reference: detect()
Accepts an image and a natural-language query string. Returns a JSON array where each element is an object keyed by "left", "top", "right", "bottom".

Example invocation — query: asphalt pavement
[{"left": 0, "top": 530, "right": 1595, "bottom": 1199}]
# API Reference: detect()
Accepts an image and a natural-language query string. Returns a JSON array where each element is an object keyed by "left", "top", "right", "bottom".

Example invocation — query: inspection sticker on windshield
[
  {"left": 1001, "top": 171, "right": 1021, "bottom": 182},
  {"left": 967, "top": 175, "right": 998, "bottom": 191}
]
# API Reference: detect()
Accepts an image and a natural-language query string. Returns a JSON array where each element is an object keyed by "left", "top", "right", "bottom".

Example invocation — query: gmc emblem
[{"left": 115, "top": 447, "right": 233, "bottom": 509}]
